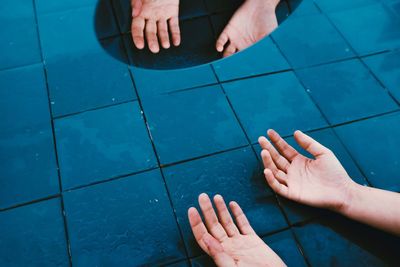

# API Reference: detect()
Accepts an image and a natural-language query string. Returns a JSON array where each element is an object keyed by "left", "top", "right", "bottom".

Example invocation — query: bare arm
[{"left": 259, "top": 129, "right": 400, "bottom": 236}]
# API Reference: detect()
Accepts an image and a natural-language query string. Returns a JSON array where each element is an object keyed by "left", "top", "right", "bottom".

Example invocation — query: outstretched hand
[
  {"left": 188, "top": 193, "right": 286, "bottom": 267},
  {"left": 259, "top": 129, "right": 356, "bottom": 212},
  {"left": 131, "top": 0, "right": 181, "bottom": 53}
]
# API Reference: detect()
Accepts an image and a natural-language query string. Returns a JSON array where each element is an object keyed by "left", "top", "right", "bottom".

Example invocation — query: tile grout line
[{"left": 31, "top": 0, "right": 73, "bottom": 266}]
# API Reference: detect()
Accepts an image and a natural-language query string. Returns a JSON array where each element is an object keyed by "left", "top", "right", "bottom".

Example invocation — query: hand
[
  {"left": 131, "top": 0, "right": 181, "bottom": 53},
  {"left": 258, "top": 129, "right": 356, "bottom": 212},
  {"left": 188, "top": 193, "right": 286, "bottom": 267}
]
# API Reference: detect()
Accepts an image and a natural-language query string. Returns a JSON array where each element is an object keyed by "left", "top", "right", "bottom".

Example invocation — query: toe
[
  {"left": 168, "top": 17, "right": 181, "bottom": 46},
  {"left": 131, "top": 17, "right": 145, "bottom": 49},
  {"left": 223, "top": 43, "right": 237, "bottom": 58},
  {"left": 216, "top": 31, "right": 229, "bottom": 52},
  {"left": 145, "top": 20, "right": 160, "bottom": 53},
  {"left": 157, "top": 20, "right": 170, "bottom": 49}
]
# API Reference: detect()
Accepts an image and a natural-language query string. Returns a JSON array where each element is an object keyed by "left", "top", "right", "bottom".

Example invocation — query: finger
[
  {"left": 157, "top": 20, "right": 170, "bottom": 49},
  {"left": 223, "top": 43, "right": 236, "bottom": 58},
  {"left": 198, "top": 193, "right": 228, "bottom": 241},
  {"left": 131, "top": 0, "right": 142, "bottom": 17},
  {"left": 213, "top": 195, "right": 240, "bottom": 237},
  {"left": 216, "top": 31, "right": 229, "bottom": 52},
  {"left": 131, "top": 17, "right": 145, "bottom": 49},
  {"left": 261, "top": 149, "right": 278, "bottom": 174},
  {"left": 229, "top": 201, "right": 255, "bottom": 235},
  {"left": 264, "top": 169, "right": 289, "bottom": 198},
  {"left": 294, "top": 130, "right": 331, "bottom": 158},
  {"left": 203, "top": 234, "right": 236, "bottom": 267},
  {"left": 145, "top": 20, "right": 159, "bottom": 53},
  {"left": 188, "top": 207, "right": 210, "bottom": 254},
  {"left": 259, "top": 137, "right": 290, "bottom": 172},
  {"left": 168, "top": 17, "right": 181, "bottom": 46},
  {"left": 268, "top": 129, "right": 299, "bottom": 161}
]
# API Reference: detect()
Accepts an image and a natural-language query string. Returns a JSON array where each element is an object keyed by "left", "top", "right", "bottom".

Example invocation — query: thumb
[
  {"left": 294, "top": 130, "right": 331, "bottom": 158},
  {"left": 203, "top": 234, "right": 236, "bottom": 267},
  {"left": 131, "top": 0, "right": 142, "bottom": 17}
]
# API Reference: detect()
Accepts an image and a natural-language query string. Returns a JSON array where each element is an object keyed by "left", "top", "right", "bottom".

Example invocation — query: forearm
[{"left": 340, "top": 183, "right": 400, "bottom": 236}]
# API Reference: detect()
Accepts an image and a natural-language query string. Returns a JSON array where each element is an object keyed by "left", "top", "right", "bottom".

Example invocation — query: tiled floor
[{"left": 0, "top": 0, "right": 400, "bottom": 266}]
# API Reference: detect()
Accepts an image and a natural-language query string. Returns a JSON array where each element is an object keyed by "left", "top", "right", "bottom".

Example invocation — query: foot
[
  {"left": 188, "top": 193, "right": 286, "bottom": 267},
  {"left": 131, "top": 0, "right": 180, "bottom": 53},
  {"left": 216, "top": 0, "right": 280, "bottom": 57}
]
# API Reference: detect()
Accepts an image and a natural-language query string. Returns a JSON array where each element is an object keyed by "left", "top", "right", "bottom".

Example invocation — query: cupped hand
[
  {"left": 131, "top": 0, "right": 180, "bottom": 53},
  {"left": 258, "top": 129, "right": 356, "bottom": 212},
  {"left": 188, "top": 193, "right": 286, "bottom": 267}
]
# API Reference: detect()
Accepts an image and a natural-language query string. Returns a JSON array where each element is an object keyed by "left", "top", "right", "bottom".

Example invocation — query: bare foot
[
  {"left": 188, "top": 193, "right": 286, "bottom": 267},
  {"left": 217, "top": 0, "right": 280, "bottom": 57},
  {"left": 131, "top": 0, "right": 180, "bottom": 53}
]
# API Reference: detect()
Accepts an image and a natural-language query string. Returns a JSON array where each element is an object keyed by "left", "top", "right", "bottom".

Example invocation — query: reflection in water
[{"left": 94, "top": 0, "right": 301, "bottom": 69}]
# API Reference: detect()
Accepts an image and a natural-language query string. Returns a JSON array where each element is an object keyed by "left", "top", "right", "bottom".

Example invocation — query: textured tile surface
[
  {"left": 223, "top": 72, "right": 327, "bottom": 142},
  {"left": 55, "top": 102, "right": 157, "bottom": 189},
  {"left": 64, "top": 169, "right": 185, "bottom": 266},
  {"left": 0, "top": 198, "right": 69, "bottom": 267},
  {"left": 0, "top": 65, "right": 58, "bottom": 209},
  {"left": 143, "top": 86, "right": 247, "bottom": 164},
  {"left": 164, "top": 147, "right": 287, "bottom": 256},
  {"left": 296, "top": 59, "right": 398, "bottom": 124}
]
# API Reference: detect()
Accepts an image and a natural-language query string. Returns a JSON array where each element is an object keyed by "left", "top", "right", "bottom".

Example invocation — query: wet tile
[
  {"left": 191, "top": 255, "right": 215, "bottom": 267},
  {"left": 328, "top": 4, "right": 400, "bottom": 55},
  {"left": 212, "top": 37, "right": 290, "bottom": 81},
  {"left": 38, "top": 8, "right": 134, "bottom": 116},
  {"left": 0, "top": 64, "right": 59, "bottom": 209},
  {"left": 35, "top": 0, "right": 98, "bottom": 14},
  {"left": 0, "top": 0, "right": 41, "bottom": 69},
  {"left": 164, "top": 147, "right": 287, "bottom": 256},
  {"left": 294, "top": 216, "right": 400, "bottom": 266},
  {"left": 180, "top": 0, "right": 208, "bottom": 20},
  {"left": 334, "top": 112, "right": 400, "bottom": 192},
  {"left": 290, "top": 0, "right": 320, "bottom": 17},
  {"left": 130, "top": 65, "right": 217, "bottom": 97},
  {"left": 54, "top": 102, "right": 157, "bottom": 189},
  {"left": 204, "top": 0, "right": 243, "bottom": 13},
  {"left": 272, "top": 14, "right": 354, "bottom": 68},
  {"left": 64, "top": 169, "right": 185, "bottom": 266},
  {"left": 166, "top": 260, "right": 190, "bottom": 267},
  {"left": 363, "top": 50, "right": 400, "bottom": 103},
  {"left": 314, "top": 0, "right": 379, "bottom": 13},
  {"left": 223, "top": 72, "right": 327, "bottom": 142},
  {"left": 296, "top": 59, "right": 398, "bottom": 124},
  {"left": 263, "top": 230, "right": 308, "bottom": 267},
  {"left": 123, "top": 17, "right": 219, "bottom": 70},
  {"left": 0, "top": 198, "right": 69, "bottom": 266},
  {"left": 143, "top": 86, "right": 247, "bottom": 164},
  {"left": 112, "top": 0, "right": 131, "bottom": 33}
]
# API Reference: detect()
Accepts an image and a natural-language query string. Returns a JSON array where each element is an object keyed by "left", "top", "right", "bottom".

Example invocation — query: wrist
[{"left": 336, "top": 180, "right": 362, "bottom": 216}]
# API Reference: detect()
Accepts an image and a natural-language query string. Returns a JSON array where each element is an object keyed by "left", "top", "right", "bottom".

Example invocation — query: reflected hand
[
  {"left": 258, "top": 129, "right": 356, "bottom": 212},
  {"left": 188, "top": 193, "right": 286, "bottom": 267},
  {"left": 131, "top": 0, "right": 180, "bottom": 53}
]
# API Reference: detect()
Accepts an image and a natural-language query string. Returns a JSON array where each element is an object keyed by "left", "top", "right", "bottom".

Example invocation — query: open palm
[
  {"left": 131, "top": 0, "right": 180, "bottom": 53},
  {"left": 259, "top": 129, "right": 355, "bottom": 212},
  {"left": 188, "top": 194, "right": 285, "bottom": 267}
]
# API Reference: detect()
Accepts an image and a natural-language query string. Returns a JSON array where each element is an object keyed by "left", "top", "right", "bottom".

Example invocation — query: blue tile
[
  {"left": 123, "top": 16, "right": 219, "bottom": 69},
  {"left": 38, "top": 8, "right": 134, "bottom": 116},
  {"left": 0, "top": 64, "right": 59, "bottom": 209},
  {"left": 296, "top": 59, "right": 398, "bottom": 124},
  {"left": 334, "top": 113, "right": 400, "bottom": 192},
  {"left": 328, "top": 4, "right": 400, "bottom": 55},
  {"left": 0, "top": 0, "right": 41, "bottom": 70},
  {"left": 143, "top": 86, "right": 247, "bottom": 164},
  {"left": 363, "top": 50, "right": 400, "bottom": 103},
  {"left": 314, "top": 0, "right": 379, "bottom": 13},
  {"left": 164, "top": 147, "right": 287, "bottom": 256},
  {"left": 131, "top": 65, "right": 217, "bottom": 97},
  {"left": 212, "top": 37, "right": 290, "bottom": 81},
  {"left": 54, "top": 102, "right": 157, "bottom": 189},
  {"left": 64, "top": 169, "right": 185, "bottom": 266},
  {"left": 180, "top": 0, "right": 208, "bottom": 20},
  {"left": 290, "top": 0, "right": 321, "bottom": 17},
  {"left": 166, "top": 260, "right": 190, "bottom": 267},
  {"left": 272, "top": 14, "right": 354, "bottom": 68},
  {"left": 294, "top": 217, "right": 400, "bottom": 266},
  {"left": 223, "top": 72, "right": 327, "bottom": 142},
  {"left": 0, "top": 198, "right": 69, "bottom": 266},
  {"left": 191, "top": 255, "right": 215, "bottom": 266},
  {"left": 35, "top": 0, "right": 98, "bottom": 14},
  {"left": 263, "top": 230, "right": 308, "bottom": 267},
  {"left": 112, "top": 0, "right": 131, "bottom": 33}
]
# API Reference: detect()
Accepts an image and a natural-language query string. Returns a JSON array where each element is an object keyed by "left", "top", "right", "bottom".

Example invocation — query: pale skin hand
[
  {"left": 259, "top": 129, "right": 400, "bottom": 236},
  {"left": 217, "top": 0, "right": 280, "bottom": 57},
  {"left": 131, "top": 0, "right": 180, "bottom": 53},
  {"left": 188, "top": 193, "right": 286, "bottom": 267}
]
